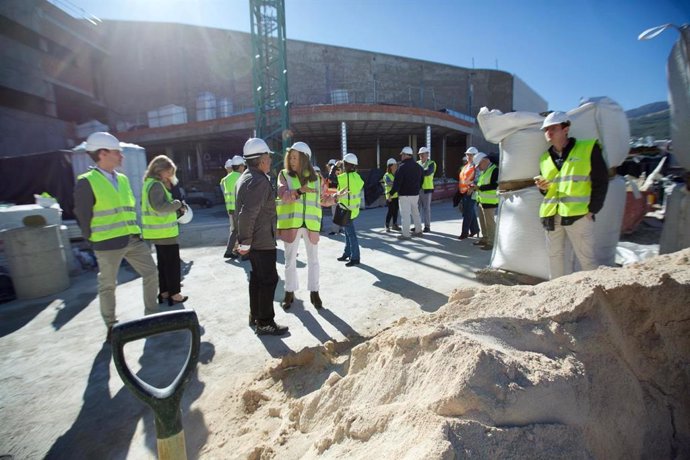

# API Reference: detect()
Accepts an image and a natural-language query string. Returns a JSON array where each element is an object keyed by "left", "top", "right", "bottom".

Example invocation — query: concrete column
[
  {"left": 376, "top": 137, "right": 380, "bottom": 169},
  {"left": 340, "top": 122, "right": 347, "bottom": 158},
  {"left": 441, "top": 134, "right": 447, "bottom": 178},
  {"left": 195, "top": 143, "right": 203, "bottom": 179},
  {"left": 426, "top": 126, "right": 431, "bottom": 151}
]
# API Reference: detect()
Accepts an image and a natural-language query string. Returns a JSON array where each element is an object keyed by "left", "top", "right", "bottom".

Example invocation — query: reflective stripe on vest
[
  {"left": 276, "top": 171, "right": 322, "bottom": 231},
  {"left": 539, "top": 139, "right": 595, "bottom": 218},
  {"left": 383, "top": 172, "right": 398, "bottom": 199},
  {"left": 459, "top": 164, "right": 476, "bottom": 194},
  {"left": 221, "top": 172, "right": 241, "bottom": 212},
  {"left": 80, "top": 170, "right": 141, "bottom": 242},
  {"left": 476, "top": 164, "right": 498, "bottom": 205},
  {"left": 418, "top": 159, "right": 436, "bottom": 190},
  {"left": 337, "top": 172, "right": 364, "bottom": 219},
  {"left": 141, "top": 178, "right": 179, "bottom": 239}
]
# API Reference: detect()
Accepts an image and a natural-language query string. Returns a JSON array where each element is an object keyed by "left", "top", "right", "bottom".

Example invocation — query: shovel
[{"left": 111, "top": 310, "right": 200, "bottom": 460}]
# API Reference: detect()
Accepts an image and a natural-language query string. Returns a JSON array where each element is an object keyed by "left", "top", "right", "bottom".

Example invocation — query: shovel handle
[{"left": 111, "top": 310, "right": 200, "bottom": 442}]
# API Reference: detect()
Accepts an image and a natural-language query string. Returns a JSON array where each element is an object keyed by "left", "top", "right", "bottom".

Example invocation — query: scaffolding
[{"left": 249, "top": 0, "right": 290, "bottom": 166}]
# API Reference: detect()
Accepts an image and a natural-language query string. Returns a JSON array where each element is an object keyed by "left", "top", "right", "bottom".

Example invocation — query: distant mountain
[{"left": 626, "top": 101, "right": 670, "bottom": 140}]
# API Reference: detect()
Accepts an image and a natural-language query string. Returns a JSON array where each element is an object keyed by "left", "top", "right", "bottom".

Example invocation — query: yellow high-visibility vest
[
  {"left": 337, "top": 172, "right": 364, "bottom": 219},
  {"left": 418, "top": 159, "right": 436, "bottom": 190},
  {"left": 141, "top": 178, "right": 179, "bottom": 239},
  {"left": 476, "top": 164, "right": 498, "bottom": 205},
  {"left": 276, "top": 171, "right": 322, "bottom": 231},
  {"left": 383, "top": 172, "right": 398, "bottom": 199},
  {"left": 221, "top": 171, "right": 241, "bottom": 212},
  {"left": 539, "top": 139, "right": 595, "bottom": 218},
  {"left": 79, "top": 170, "right": 140, "bottom": 242}
]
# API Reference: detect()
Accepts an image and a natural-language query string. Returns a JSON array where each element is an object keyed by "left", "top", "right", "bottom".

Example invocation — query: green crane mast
[{"left": 249, "top": 0, "right": 290, "bottom": 169}]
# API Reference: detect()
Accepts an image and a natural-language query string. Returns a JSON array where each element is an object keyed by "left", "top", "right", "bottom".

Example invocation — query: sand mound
[{"left": 205, "top": 249, "right": 690, "bottom": 459}]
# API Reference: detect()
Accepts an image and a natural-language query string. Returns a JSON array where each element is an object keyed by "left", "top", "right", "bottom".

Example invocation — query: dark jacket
[
  {"left": 235, "top": 166, "right": 277, "bottom": 250},
  {"left": 390, "top": 158, "right": 423, "bottom": 196}
]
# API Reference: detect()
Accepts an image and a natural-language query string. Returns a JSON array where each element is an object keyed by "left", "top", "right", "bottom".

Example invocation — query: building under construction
[{"left": 0, "top": 0, "right": 547, "bottom": 201}]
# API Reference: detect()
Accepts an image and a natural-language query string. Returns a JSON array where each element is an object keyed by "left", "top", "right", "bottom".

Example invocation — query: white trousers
[
  {"left": 546, "top": 215, "right": 598, "bottom": 279},
  {"left": 283, "top": 227, "right": 320, "bottom": 292},
  {"left": 399, "top": 195, "right": 422, "bottom": 237}
]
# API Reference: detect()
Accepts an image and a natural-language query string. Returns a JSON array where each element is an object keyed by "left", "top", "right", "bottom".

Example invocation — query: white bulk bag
[
  {"left": 668, "top": 27, "right": 690, "bottom": 170},
  {"left": 498, "top": 128, "right": 549, "bottom": 182},
  {"left": 592, "top": 176, "right": 626, "bottom": 266},
  {"left": 477, "top": 107, "right": 544, "bottom": 143},
  {"left": 659, "top": 182, "right": 690, "bottom": 254},
  {"left": 491, "top": 187, "right": 550, "bottom": 280},
  {"left": 567, "top": 97, "right": 630, "bottom": 168}
]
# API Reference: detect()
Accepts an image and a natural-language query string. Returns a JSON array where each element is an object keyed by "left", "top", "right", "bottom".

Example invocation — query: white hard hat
[
  {"left": 472, "top": 152, "right": 487, "bottom": 166},
  {"left": 177, "top": 203, "right": 193, "bottom": 224},
  {"left": 85, "top": 132, "right": 122, "bottom": 152},
  {"left": 327, "top": 159, "right": 337, "bottom": 166},
  {"left": 400, "top": 146, "right": 414, "bottom": 155},
  {"left": 386, "top": 158, "right": 397, "bottom": 166},
  {"left": 313, "top": 165, "right": 321, "bottom": 173},
  {"left": 289, "top": 141, "right": 312, "bottom": 158},
  {"left": 418, "top": 146, "right": 430, "bottom": 155},
  {"left": 231, "top": 155, "right": 246, "bottom": 166},
  {"left": 541, "top": 111, "right": 571, "bottom": 130},
  {"left": 465, "top": 146, "right": 479, "bottom": 155},
  {"left": 224, "top": 159, "right": 233, "bottom": 168},
  {"left": 243, "top": 138, "right": 272, "bottom": 159},
  {"left": 343, "top": 153, "right": 358, "bottom": 165}
]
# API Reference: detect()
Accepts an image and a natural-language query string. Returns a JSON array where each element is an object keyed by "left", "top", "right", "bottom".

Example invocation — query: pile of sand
[{"left": 203, "top": 249, "right": 690, "bottom": 459}]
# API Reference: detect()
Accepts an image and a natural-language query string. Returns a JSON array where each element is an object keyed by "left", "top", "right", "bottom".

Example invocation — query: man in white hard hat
[
  {"left": 471, "top": 152, "right": 499, "bottom": 250},
  {"left": 326, "top": 158, "right": 342, "bottom": 235},
  {"left": 73, "top": 132, "right": 159, "bottom": 342},
  {"left": 390, "top": 146, "right": 424, "bottom": 239},
  {"left": 457, "top": 147, "right": 480, "bottom": 240},
  {"left": 416, "top": 146, "right": 436, "bottom": 232},
  {"left": 535, "top": 111, "right": 608, "bottom": 279},
  {"left": 235, "top": 138, "right": 288, "bottom": 336},
  {"left": 220, "top": 155, "right": 246, "bottom": 259}
]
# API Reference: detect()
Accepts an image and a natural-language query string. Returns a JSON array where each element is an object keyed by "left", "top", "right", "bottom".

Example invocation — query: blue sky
[{"left": 58, "top": 0, "right": 689, "bottom": 112}]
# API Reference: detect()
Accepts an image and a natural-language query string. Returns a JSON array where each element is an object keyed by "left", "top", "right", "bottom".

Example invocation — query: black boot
[
  {"left": 310, "top": 291, "right": 323, "bottom": 309},
  {"left": 281, "top": 291, "right": 294, "bottom": 310}
]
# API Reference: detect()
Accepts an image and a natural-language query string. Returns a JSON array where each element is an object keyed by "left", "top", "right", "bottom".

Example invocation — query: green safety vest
[
  {"left": 141, "top": 178, "right": 179, "bottom": 239},
  {"left": 276, "top": 171, "right": 322, "bottom": 231},
  {"left": 539, "top": 139, "right": 595, "bottom": 218},
  {"left": 476, "top": 163, "right": 499, "bottom": 205},
  {"left": 383, "top": 172, "right": 398, "bottom": 199},
  {"left": 418, "top": 159, "right": 436, "bottom": 190},
  {"left": 337, "top": 172, "right": 364, "bottom": 220},
  {"left": 221, "top": 171, "right": 241, "bottom": 212},
  {"left": 79, "top": 169, "right": 140, "bottom": 242}
]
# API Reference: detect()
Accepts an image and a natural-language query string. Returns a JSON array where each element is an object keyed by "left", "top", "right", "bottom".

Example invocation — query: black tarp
[
  {"left": 0, "top": 150, "right": 76, "bottom": 219},
  {"left": 363, "top": 168, "right": 384, "bottom": 206}
]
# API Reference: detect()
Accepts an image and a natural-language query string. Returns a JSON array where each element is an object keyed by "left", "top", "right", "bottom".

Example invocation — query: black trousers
[
  {"left": 385, "top": 197, "right": 399, "bottom": 227},
  {"left": 155, "top": 244, "right": 181, "bottom": 296},
  {"left": 248, "top": 249, "right": 279, "bottom": 324}
]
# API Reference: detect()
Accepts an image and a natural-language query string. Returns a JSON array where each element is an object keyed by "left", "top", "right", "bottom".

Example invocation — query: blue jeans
[
  {"left": 342, "top": 220, "right": 360, "bottom": 261},
  {"left": 461, "top": 194, "right": 480, "bottom": 236}
]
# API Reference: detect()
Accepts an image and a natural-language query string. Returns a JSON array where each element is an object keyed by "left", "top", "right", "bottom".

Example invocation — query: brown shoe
[
  {"left": 310, "top": 291, "right": 323, "bottom": 309},
  {"left": 282, "top": 291, "right": 294, "bottom": 310},
  {"left": 480, "top": 244, "right": 493, "bottom": 251},
  {"left": 473, "top": 240, "right": 485, "bottom": 246}
]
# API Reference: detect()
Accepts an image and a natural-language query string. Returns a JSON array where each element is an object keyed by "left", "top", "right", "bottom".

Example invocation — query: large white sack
[
  {"left": 477, "top": 107, "right": 544, "bottom": 143},
  {"left": 491, "top": 187, "right": 550, "bottom": 279},
  {"left": 659, "top": 182, "right": 690, "bottom": 254},
  {"left": 498, "top": 128, "right": 549, "bottom": 182},
  {"left": 567, "top": 97, "right": 630, "bottom": 168},
  {"left": 592, "top": 175, "right": 626, "bottom": 266},
  {"left": 668, "top": 26, "right": 690, "bottom": 170}
]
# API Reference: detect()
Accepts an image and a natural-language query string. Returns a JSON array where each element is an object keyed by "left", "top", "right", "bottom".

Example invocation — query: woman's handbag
[{"left": 333, "top": 203, "right": 351, "bottom": 226}]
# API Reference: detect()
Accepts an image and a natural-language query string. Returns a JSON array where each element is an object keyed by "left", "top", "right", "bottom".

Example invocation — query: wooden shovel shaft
[{"left": 157, "top": 430, "right": 187, "bottom": 460}]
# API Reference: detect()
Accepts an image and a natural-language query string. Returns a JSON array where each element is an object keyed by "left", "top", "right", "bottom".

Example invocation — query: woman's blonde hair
[
  {"left": 144, "top": 155, "right": 177, "bottom": 180},
  {"left": 284, "top": 148, "right": 316, "bottom": 186}
]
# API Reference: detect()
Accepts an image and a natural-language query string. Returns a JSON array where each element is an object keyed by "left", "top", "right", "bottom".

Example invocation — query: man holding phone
[{"left": 535, "top": 112, "right": 609, "bottom": 279}]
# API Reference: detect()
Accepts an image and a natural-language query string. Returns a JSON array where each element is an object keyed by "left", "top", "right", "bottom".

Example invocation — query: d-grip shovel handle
[{"left": 111, "top": 310, "right": 200, "bottom": 444}]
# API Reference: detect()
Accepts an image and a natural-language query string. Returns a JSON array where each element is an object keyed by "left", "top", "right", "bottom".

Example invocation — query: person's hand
[
  {"left": 387, "top": 198, "right": 391, "bottom": 203},
  {"left": 534, "top": 176, "right": 551, "bottom": 191},
  {"left": 586, "top": 212, "right": 594, "bottom": 221}
]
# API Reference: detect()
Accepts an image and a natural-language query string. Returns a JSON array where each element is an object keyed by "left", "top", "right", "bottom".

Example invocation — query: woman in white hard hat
[
  {"left": 276, "top": 141, "right": 334, "bottom": 310},
  {"left": 141, "top": 155, "right": 189, "bottom": 306},
  {"left": 382, "top": 158, "right": 400, "bottom": 232},
  {"left": 335, "top": 153, "right": 365, "bottom": 266}
]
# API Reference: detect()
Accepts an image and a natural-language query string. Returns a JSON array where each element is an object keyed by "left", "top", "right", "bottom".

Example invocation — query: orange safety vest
[{"left": 458, "top": 163, "right": 476, "bottom": 194}]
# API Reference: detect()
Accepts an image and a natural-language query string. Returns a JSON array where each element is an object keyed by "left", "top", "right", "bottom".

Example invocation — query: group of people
[
  {"left": 74, "top": 132, "right": 189, "bottom": 342},
  {"left": 75, "top": 110, "right": 606, "bottom": 341}
]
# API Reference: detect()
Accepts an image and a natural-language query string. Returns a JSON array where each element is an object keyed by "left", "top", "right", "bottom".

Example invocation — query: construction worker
[
  {"left": 276, "top": 141, "right": 334, "bottom": 310},
  {"left": 470, "top": 152, "right": 499, "bottom": 250},
  {"left": 236, "top": 138, "right": 288, "bottom": 336},
  {"left": 326, "top": 158, "right": 342, "bottom": 235},
  {"left": 391, "top": 146, "right": 423, "bottom": 240},
  {"left": 382, "top": 158, "right": 400, "bottom": 232},
  {"left": 335, "top": 153, "right": 365, "bottom": 266},
  {"left": 141, "top": 155, "right": 189, "bottom": 306},
  {"left": 417, "top": 146, "right": 436, "bottom": 232},
  {"left": 73, "top": 132, "right": 158, "bottom": 342},
  {"left": 457, "top": 147, "right": 480, "bottom": 240},
  {"left": 220, "top": 155, "right": 246, "bottom": 259},
  {"left": 535, "top": 111, "right": 608, "bottom": 279}
]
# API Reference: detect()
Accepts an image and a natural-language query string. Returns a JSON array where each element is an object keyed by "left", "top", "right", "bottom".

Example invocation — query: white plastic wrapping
[{"left": 498, "top": 128, "right": 549, "bottom": 182}]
